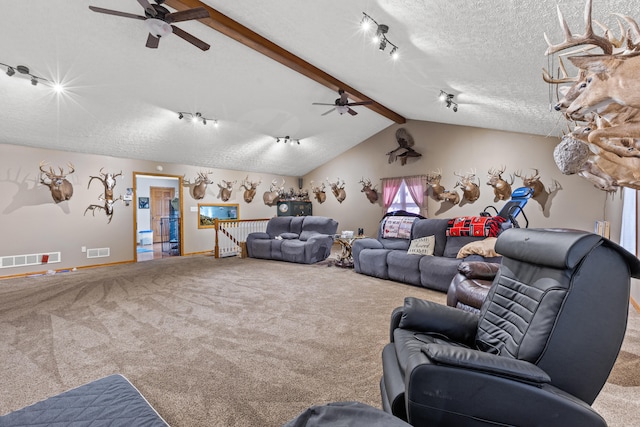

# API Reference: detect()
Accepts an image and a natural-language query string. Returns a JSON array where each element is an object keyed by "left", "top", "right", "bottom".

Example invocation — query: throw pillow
[
  {"left": 456, "top": 237, "right": 499, "bottom": 259},
  {"left": 407, "top": 235, "right": 435, "bottom": 256}
]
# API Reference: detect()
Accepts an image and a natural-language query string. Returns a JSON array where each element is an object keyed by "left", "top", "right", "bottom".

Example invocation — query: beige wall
[
  {"left": 0, "top": 119, "right": 633, "bottom": 289},
  {"left": 0, "top": 143, "right": 296, "bottom": 277},
  {"left": 305, "top": 119, "right": 619, "bottom": 238}
]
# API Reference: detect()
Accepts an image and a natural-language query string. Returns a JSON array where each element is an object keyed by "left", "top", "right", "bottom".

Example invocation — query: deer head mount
[
  {"left": 327, "top": 177, "right": 346, "bottom": 203},
  {"left": 263, "top": 178, "right": 285, "bottom": 206},
  {"left": 453, "top": 170, "right": 480, "bottom": 203},
  {"left": 359, "top": 178, "right": 379, "bottom": 204},
  {"left": 310, "top": 181, "right": 327, "bottom": 204},
  {"left": 240, "top": 176, "right": 262, "bottom": 203},
  {"left": 426, "top": 169, "right": 460, "bottom": 204},
  {"left": 487, "top": 166, "right": 514, "bottom": 201},
  {"left": 184, "top": 171, "right": 214, "bottom": 200},
  {"left": 38, "top": 161, "right": 75, "bottom": 203},
  {"left": 217, "top": 179, "right": 236, "bottom": 202},
  {"left": 544, "top": 0, "right": 640, "bottom": 192},
  {"left": 85, "top": 168, "right": 123, "bottom": 223}
]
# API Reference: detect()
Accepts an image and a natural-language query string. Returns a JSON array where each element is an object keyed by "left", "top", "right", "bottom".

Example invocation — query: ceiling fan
[
  {"left": 313, "top": 89, "right": 373, "bottom": 116},
  {"left": 89, "top": 0, "right": 211, "bottom": 51}
]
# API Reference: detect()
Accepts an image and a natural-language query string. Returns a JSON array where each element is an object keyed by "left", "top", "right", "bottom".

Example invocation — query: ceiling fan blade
[
  {"left": 137, "top": 0, "right": 157, "bottom": 16},
  {"left": 171, "top": 25, "right": 210, "bottom": 51},
  {"left": 146, "top": 33, "right": 160, "bottom": 49},
  {"left": 321, "top": 108, "right": 336, "bottom": 116},
  {"left": 165, "top": 7, "right": 210, "bottom": 24},
  {"left": 312, "top": 102, "right": 335, "bottom": 106},
  {"left": 88, "top": 6, "right": 146, "bottom": 20},
  {"left": 347, "top": 108, "right": 358, "bottom": 116},
  {"left": 346, "top": 101, "right": 373, "bottom": 107}
]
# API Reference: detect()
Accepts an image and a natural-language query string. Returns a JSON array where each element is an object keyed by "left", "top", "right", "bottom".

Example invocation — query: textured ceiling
[{"left": 0, "top": 1, "right": 636, "bottom": 176}]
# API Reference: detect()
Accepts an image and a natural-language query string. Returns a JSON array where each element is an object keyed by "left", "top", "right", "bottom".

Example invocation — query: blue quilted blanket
[{"left": 0, "top": 374, "right": 169, "bottom": 426}]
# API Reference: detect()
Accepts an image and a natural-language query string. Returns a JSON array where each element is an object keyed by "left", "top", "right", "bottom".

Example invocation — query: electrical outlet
[
  {"left": 190, "top": 206, "right": 197, "bottom": 212},
  {"left": 81, "top": 246, "right": 86, "bottom": 253}
]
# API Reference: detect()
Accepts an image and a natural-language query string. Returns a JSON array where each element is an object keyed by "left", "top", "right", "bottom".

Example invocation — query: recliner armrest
[
  {"left": 458, "top": 261, "right": 500, "bottom": 280},
  {"left": 397, "top": 298, "right": 478, "bottom": 346},
  {"left": 422, "top": 343, "right": 551, "bottom": 384},
  {"left": 247, "top": 232, "right": 270, "bottom": 240}
]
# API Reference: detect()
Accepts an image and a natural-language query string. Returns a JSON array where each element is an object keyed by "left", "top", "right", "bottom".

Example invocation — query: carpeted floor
[{"left": 0, "top": 255, "right": 638, "bottom": 426}]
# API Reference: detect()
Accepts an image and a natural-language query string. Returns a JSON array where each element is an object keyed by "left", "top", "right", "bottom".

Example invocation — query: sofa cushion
[
  {"left": 357, "top": 248, "right": 392, "bottom": 279},
  {"left": 299, "top": 230, "right": 319, "bottom": 241},
  {"left": 419, "top": 256, "right": 465, "bottom": 292},
  {"left": 411, "top": 219, "right": 449, "bottom": 256},
  {"left": 266, "top": 216, "right": 293, "bottom": 238},
  {"left": 407, "top": 236, "right": 435, "bottom": 256},
  {"left": 302, "top": 216, "right": 339, "bottom": 234},
  {"left": 388, "top": 251, "right": 422, "bottom": 286},
  {"left": 443, "top": 236, "right": 484, "bottom": 258}
]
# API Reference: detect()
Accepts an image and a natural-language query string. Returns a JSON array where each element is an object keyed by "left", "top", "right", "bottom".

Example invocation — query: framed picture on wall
[{"left": 138, "top": 197, "right": 150, "bottom": 209}]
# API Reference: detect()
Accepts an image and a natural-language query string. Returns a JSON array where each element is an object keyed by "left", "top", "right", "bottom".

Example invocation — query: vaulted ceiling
[{"left": 1, "top": 1, "right": 636, "bottom": 176}]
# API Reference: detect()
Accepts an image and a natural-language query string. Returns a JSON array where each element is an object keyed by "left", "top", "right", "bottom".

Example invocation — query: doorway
[{"left": 134, "top": 173, "right": 183, "bottom": 262}]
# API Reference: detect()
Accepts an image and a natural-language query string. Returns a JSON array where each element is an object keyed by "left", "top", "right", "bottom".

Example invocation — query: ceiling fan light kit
[
  {"left": 312, "top": 89, "right": 373, "bottom": 117},
  {"left": 89, "top": 0, "right": 211, "bottom": 51},
  {"left": 361, "top": 12, "right": 399, "bottom": 60}
]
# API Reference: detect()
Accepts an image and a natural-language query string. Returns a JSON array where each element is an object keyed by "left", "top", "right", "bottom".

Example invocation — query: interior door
[{"left": 150, "top": 187, "right": 175, "bottom": 243}]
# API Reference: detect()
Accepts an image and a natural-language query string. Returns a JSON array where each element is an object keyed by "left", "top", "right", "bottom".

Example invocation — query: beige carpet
[{"left": 0, "top": 255, "right": 638, "bottom": 426}]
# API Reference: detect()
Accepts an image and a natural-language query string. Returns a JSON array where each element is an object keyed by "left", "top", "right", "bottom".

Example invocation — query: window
[{"left": 386, "top": 180, "right": 420, "bottom": 214}]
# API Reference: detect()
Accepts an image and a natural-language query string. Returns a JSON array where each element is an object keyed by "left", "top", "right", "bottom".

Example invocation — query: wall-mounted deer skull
[
  {"left": 359, "top": 178, "right": 379, "bottom": 204},
  {"left": 184, "top": 171, "right": 214, "bottom": 200},
  {"left": 85, "top": 168, "right": 123, "bottom": 223},
  {"left": 38, "top": 161, "right": 75, "bottom": 203},
  {"left": 327, "top": 177, "right": 346, "bottom": 203},
  {"left": 240, "top": 176, "right": 262, "bottom": 203}
]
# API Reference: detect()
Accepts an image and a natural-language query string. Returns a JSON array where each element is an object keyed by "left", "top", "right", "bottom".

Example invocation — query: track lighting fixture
[
  {"left": 439, "top": 90, "right": 458, "bottom": 112},
  {"left": 361, "top": 12, "right": 400, "bottom": 60},
  {"left": 0, "top": 62, "right": 57, "bottom": 89},
  {"left": 177, "top": 111, "right": 216, "bottom": 125},
  {"left": 275, "top": 136, "right": 301, "bottom": 145}
]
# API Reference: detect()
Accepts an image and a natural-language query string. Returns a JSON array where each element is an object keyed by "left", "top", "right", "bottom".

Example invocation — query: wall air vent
[
  {"left": 87, "top": 248, "right": 110, "bottom": 259},
  {"left": 0, "top": 252, "right": 61, "bottom": 269}
]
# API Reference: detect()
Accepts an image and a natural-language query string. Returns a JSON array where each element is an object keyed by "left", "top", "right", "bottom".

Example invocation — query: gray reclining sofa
[{"left": 246, "top": 216, "right": 338, "bottom": 264}]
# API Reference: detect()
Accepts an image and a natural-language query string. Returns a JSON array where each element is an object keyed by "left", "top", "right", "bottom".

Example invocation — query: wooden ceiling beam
[{"left": 165, "top": 0, "right": 406, "bottom": 124}]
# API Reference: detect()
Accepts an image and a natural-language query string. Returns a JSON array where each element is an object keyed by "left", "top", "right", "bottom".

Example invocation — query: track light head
[
  {"left": 202, "top": 118, "right": 207, "bottom": 125},
  {"left": 6, "top": 66, "right": 15, "bottom": 76},
  {"left": 178, "top": 113, "right": 183, "bottom": 119},
  {"left": 31, "top": 77, "right": 38, "bottom": 86}
]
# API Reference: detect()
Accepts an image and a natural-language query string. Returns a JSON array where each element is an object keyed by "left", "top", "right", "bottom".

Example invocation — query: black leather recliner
[{"left": 381, "top": 228, "right": 640, "bottom": 426}]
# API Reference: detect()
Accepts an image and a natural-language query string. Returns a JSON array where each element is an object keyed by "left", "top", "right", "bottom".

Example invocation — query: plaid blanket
[{"left": 446, "top": 216, "right": 506, "bottom": 237}]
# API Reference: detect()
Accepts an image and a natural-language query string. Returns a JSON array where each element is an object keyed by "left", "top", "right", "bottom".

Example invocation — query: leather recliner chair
[{"left": 381, "top": 228, "right": 640, "bottom": 426}]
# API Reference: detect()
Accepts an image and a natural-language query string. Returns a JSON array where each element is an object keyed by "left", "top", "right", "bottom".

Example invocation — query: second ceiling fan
[
  {"left": 313, "top": 89, "right": 373, "bottom": 116},
  {"left": 89, "top": 0, "right": 211, "bottom": 51}
]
